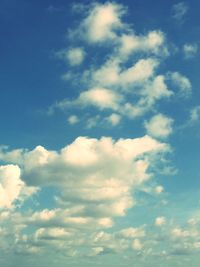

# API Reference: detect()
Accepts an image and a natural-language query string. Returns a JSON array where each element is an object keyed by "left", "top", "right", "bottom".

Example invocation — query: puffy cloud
[
  {"left": 53, "top": 87, "right": 123, "bottom": 112},
  {"left": 155, "top": 216, "right": 166, "bottom": 226},
  {"left": 132, "top": 239, "right": 143, "bottom": 250},
  {"left": 66, "top": 47, "right": 85, "bottom": 66},
  {"left": 51, "top": 1, "right": 193, "bottom": 128},
  {"left": 0, "top": 165, "right": 21, "bottom": 208},
  {"left": 155, "top": 185, "right": 164, "bottom": 194},
  {"left": 80, "top": 2, "right": 126, "bottom": 43},
  {"left": 106, "top": 113, "right": 121, "bottom": 126},
  {"left": 0, "top": 165, "right": 25, "bottom": 209},
  {"left": 144, "top": 114, "right": 173, "bottom": 139},
  {"left": 92, "top": 58, "right": 159, "bottom": 88},
  {"left": 78, "top": 87, "right": 122, "bottom": 110},
  {"left": 0, "top": 136, "right": 168, "bottom": 222},
  {"left": 119, "top": 30, "right": 166, "bottom": 56}
]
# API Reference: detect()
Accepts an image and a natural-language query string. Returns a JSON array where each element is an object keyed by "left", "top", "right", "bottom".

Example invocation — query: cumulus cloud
[
  {"left": 0, "top": 165, "right": 23, "bottom": 208},
  {"left": 0, "top": 136, "right": 168, "bottom": 222},
  {"left": 119, "top": 30, "right": 166, "bottom": 57},
  {"left": 144, "top": 114, "right": 174, "bottom": 139},
  {"left": 50, "top": 1, "right": 192, "bottom": 129},
  {"left": 79, "top": 2, "right": 126, "bottom": 43}
]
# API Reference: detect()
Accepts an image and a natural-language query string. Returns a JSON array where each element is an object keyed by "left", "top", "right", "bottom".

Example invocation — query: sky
[{"left": 0, "top": 0, "right": 200, "bottom": 266}]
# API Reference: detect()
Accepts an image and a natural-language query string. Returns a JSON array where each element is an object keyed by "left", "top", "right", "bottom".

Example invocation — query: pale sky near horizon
[{"left": 0, "top": 1, "right": 200, "bottom": 266}]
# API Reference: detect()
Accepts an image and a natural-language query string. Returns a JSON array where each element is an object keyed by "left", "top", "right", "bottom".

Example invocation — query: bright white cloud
[
  {"left": 0, "top": 136, "right": 168, "bottom": 222},
  {"left": 0, "top": 165, "right": 22, "bottom": 208},
  {"left": 144, "top": 114, "right": 174, "bottom": 139},
  {"left": 0, "top": 165, "right": 26, "bottom": 209},
  {"left": 119, "top": 30, "right": 166, "bottom": 56},
  {"left": 78, "top": 87, "right": 122, "bottom": 110},
  {"left": 80, "top": 2, "right": 125, "bottom": 43}
]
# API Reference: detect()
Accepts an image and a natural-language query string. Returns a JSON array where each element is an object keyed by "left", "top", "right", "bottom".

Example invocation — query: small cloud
[
  {"left": 155, "top": 216, "right": 166, "bottom": 226},
  {"left": 132, "top": 239, "right": 143, "bottom": 250},
  {"left": 67, "top": 115, "right": 79, "bottom": 125},
  {"left": 155, "top": 185, "right": 164, "bottom": 194},
  {"left": 106, "top": 113, "right": 121, "bottom": 126},
  {"left": 189, "top": 106, "right": 200, "bottom": 123},
  {"left": 56, "top": 47, "right": 85, "bottom": 66},
  {"left": 144, "top": 114, "right": 173, "bottom": 139},
  {"left": 172, "top": 2, "right": 189, "bottom": 22},
  {"left": 183, "top": 43, "right": 198, "bottom": 59}
]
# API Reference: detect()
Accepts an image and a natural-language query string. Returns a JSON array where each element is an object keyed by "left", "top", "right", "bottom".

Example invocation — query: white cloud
[
  {"left": 78, "top": 87, "right": 122, "bottom": 110},
  {"left": 132, "top": 239, "right": 143, "bottom": 250},
  {"left": 0, "top": 136, "right": 168, "bottom": 223},
  {"left": 119, "top": 58, "right": 158, "bottom": 86},
  {"left": 119, "top": 30, "right": 166, "bottom": 56},
  {"left": 183, "top": 43, "right": 198, "bottom": 59},
  {"left": 106, "top": 113, "right": 121, "bottom": 126},
  {"left": 155, "top": 216, "right": 166, "bottom": 226},
  {"left": 155, "top": 185, "right": 164, "bottom": 194},
  {"left": 80, "top": 2, "right": 126, "bottom": 43},
  {"left": 0, "top": 165, "right": 23, "bottom": 208},
  {"left": 144, "top": 114, "right": 174, "bottom": 139},
  {"left": 66, "top": 47, "right": 85, "bottom": 66}
]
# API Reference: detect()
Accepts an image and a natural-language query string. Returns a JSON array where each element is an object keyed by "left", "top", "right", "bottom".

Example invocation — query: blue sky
[{"left": 0, "top": 1, "right": 200, "bottom": 266}]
